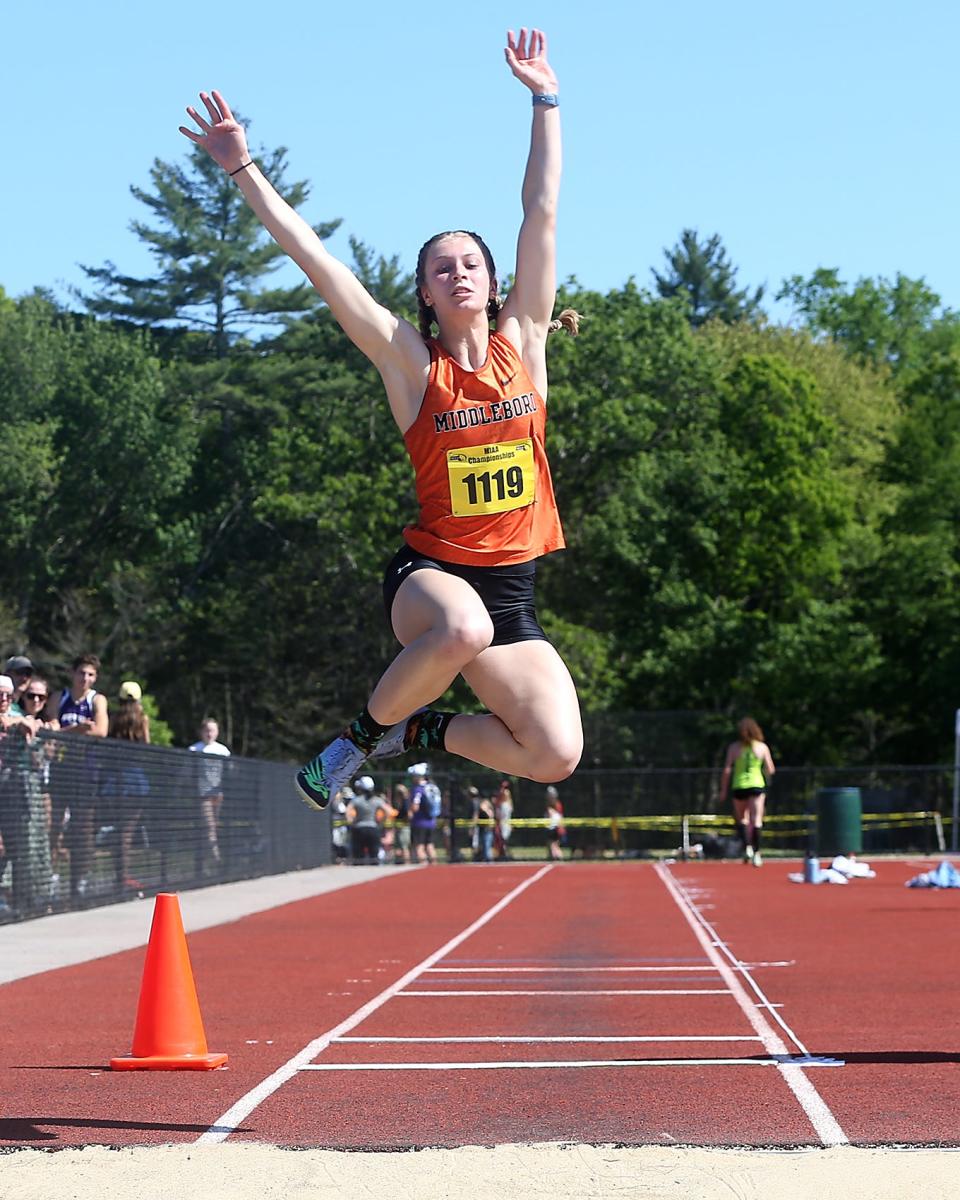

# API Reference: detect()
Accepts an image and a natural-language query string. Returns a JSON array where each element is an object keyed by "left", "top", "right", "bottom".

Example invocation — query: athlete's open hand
[
  {"left": 179, "top": 90, "right": 250, "bottom": 174},
  {"left": 504, "top": 28, "right": 559, "bottom": 95}
]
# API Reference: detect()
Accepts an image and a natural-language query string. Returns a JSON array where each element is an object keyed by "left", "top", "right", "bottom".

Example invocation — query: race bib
[{"left": 447, "top": 439, "right": 536, "bottom": 517}]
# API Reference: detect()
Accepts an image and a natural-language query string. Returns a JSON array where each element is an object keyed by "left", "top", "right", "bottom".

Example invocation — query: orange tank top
[{"left": 402, "top": 332, "right": 565, "bottom": 567}]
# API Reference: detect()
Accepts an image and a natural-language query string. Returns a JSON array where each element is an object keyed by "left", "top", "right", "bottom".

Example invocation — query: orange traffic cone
[{"left": 111, "top": 893, "right": 228, "bottom": 1070}]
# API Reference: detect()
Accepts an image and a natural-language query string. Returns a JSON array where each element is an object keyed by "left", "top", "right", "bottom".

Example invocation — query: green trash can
[{"left": 817, "top": 787, "right": 862, "bottom": 856}]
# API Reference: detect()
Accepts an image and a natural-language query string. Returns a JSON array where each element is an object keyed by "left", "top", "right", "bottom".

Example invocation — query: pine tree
[
  {"left": 653, "top": 229, "right": 764, "bottom": 327},
  {"left": 80, "top": 134, "right": 339, "bottom": 357}
]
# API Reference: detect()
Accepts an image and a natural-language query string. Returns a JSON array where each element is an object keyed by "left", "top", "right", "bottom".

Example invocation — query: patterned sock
[
  {"left": 752, "top": 827, "right": 763, "bottom": 853},
  {"left": 346, "top": 706, "right": 391, "bottom": 754},
  {"left": 404, "top": 709, "right": 457, "bottom": 751}
]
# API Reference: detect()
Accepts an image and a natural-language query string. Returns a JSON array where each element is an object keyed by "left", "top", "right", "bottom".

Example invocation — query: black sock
[
  {"left": 404, "top": 709, "right": 457, "bottom": 751},
  {"left": 752, "top": 827, "right": 763, "bottom": 853},
  {"left": 739, "top": 823, "right": 750, "bottom": 850},
  {"left": 346, "top": 706, "right": 391, "bottom": 754}
]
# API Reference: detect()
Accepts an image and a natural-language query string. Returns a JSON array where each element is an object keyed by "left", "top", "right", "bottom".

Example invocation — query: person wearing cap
[
  {"left": 100, "top": 682, "right": 151, "bottom": 894},
  {"left": 345, "top": 775, "right": 395, "bottom": 865},
  {"left": 4, "top": 656, "right": 34, "bottom": 715}
]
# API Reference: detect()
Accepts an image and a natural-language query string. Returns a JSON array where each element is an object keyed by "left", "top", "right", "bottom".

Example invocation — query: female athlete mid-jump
[{"left": 181, "top": 28, "right": 583, "bottom": 807}]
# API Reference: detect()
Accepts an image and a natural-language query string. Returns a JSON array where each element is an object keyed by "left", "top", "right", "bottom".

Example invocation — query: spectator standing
[
  {"left": 718, "top": 717, "right": 776, "bottom": 867},
  {"left": 56, "top": 654, "right": 109, "bottom": 906},
  {"left": 188, "top": 718, "right": 231, "bottom": 871},
  {"left": 16, "top": 675, "right": 63, "bottom": 899},
  {"left": 101, "top": 682, "right": 151, "bottom": 895},
  {"left": 494, "top": 779, "right": 514, "bottom": 860},
  {"left": 409, "top": 763, "right": 442, "bottom": 864},
  {"left": 391, "top": 782, "right": 412, "bottom": 865},
  {"left": 346, "top": 776, "right": 394, "bottom": 864},
  {"left": 331, "top": 788, "right": 352, "bottom": 864},
  {"left": 0, "top": 675, "right": 52, "bottom": 915},
  {"left": 468, "top": 786, "right": 496, "bottom": 862},
  {"left": 18, "top": 675, "right": 56, "bottom": 909},
  {"left": 545, "top": 783, "right": 565, "bottom": 861}
]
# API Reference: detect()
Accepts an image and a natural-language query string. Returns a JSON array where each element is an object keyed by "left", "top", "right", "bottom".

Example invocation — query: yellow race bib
[{"left": 447, "top": 439, "right": 536, "bottom": 517}]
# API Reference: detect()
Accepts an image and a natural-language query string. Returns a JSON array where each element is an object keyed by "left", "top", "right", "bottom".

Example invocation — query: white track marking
[
  {"left": 666, "top": 881, "right": 812, "bottom": 1054},
  {"left": 336, "top": 1035, "right": 762, "bottom": 1043},
  {"left": 424, "top": 965, "right": 719, "bottom": 973},
  {"left": 299, "top": 1057, "right": 842, "bottom": 1071},
  {"left": 196, "top": 864, "right": 554, "bottom": 1144},
  {"left": 399, "top": 988, "right": 730, "bottom": 997},
  {"left": 656, "top": 864, "right": 848, "bottom": 1147}
]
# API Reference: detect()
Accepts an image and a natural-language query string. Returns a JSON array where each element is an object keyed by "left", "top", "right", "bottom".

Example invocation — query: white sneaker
[
  {"left": 744, "top": 845, "right": 754, "bottom": 863},
  {"left": 295, "top": 735, "right": 369, "bottom": 811},
  {"left": 753, "top": 852, "right": 763, "bottom": 867}
]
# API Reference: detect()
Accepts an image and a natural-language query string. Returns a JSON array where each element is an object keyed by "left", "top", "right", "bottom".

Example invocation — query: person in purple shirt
[{"left": 408, "top": 763, "right": 442, "bottom": 864}]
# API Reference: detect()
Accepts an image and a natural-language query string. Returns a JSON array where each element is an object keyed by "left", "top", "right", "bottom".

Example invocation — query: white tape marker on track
[
  {"left": 196, "top": 864, "right": 555, "bottom": 1144},
  {"left": 399, "top": 988, "right": 730, "bottom": 996},
  {"left": 655, "top": 863, "right": 849, "bottom": 1147}
]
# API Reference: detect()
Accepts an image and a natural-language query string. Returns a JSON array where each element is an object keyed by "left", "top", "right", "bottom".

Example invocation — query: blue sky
[{"left": 5, "top": 1, "right": 958, "bottom": 322}]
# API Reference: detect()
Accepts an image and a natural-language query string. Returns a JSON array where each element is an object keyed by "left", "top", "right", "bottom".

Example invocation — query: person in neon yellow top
[{"left": 718, "top": 717, "right": 776, "bottom": 866}]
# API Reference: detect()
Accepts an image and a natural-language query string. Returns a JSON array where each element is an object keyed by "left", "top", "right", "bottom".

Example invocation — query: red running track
[{"left": 2, "top": 860, "right": 958, "bottom": 1148}]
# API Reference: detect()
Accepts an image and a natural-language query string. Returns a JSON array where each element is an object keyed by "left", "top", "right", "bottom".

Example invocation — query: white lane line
[
  {"left": 298, "top": 1057, "right": 843, "bottom": 1071},
  {"left": 669, "top": 877, "right": 812, "bottom": 1055},
  {"left": 336, "top": 1035, "right": 763, "bottom": 1043},
  {"left": 196, "top": 864, "right": 555, "bottom": 1144},
  {"left": 399, "top": 989, "right": 731, "bottom": 997},
  {"left": 425, "top": 966, "right": 718, "bottom": 973},
  {"left": 656, "top": 863, "right": 848, "bottom": 1147}
]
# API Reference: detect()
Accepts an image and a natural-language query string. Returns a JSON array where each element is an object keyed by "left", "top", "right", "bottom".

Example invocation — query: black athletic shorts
[
  {"left": 382, "top": 542, "right": 548, "bottom": 647},
  {"left": 732, "top": 787, "right": 765, "bottom": 800}
]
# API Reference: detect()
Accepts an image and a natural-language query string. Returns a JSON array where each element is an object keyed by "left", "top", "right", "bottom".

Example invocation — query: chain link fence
[
  {"left": 0, "top": 729, "right": 330, "bottom": 922},
  {"left": 1, "top": 718, "right": 953, "bottom": 922}
]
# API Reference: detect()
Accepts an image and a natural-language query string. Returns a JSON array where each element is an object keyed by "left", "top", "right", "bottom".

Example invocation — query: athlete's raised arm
[
  {"left": 497, "top": 28, "right": 562, "bottom": 391},
  {"left": 179, "top": 91, "right": 427, "bottom": 408}
]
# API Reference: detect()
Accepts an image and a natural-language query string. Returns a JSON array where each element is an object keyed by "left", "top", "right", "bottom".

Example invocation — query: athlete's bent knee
[
  {"left": 528, "top": 735, "right": 583, "bottom": 784},
  {"left": 435, "top": 613, "right": 494, "bottom": 667}
]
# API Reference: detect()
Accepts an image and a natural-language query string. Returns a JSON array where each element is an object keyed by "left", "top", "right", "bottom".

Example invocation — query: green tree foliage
[
  {"left": 777, "top": 267, "right": 960, "bottom": 375},
  {"left": 653, "top": 229, "right": 765, "bottom": 327},
  {"left": 79, "top": 137, "right": 340, "bottom": 357},
  {"left": 866, "top": 351, "right": 960, "bottom": 760},
  {"left": 5, "top": 191, "right": 959, "bottom": 763},
  {"left": 0, "top": 293, "right": 196, "bottom": 678}
]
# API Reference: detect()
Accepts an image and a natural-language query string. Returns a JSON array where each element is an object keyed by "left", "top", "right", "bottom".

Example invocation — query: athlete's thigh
[
  {"left": 461, "top": 639, "right": 582, "bottom": 745},
  {"left": 391, "top": 568, "right": 493, "bottom": 647},
  {"left": 750, "top": 793, "right": 767, "bottom": 823}
]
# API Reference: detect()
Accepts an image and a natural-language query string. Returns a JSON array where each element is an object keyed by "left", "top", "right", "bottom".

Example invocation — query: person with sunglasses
[
  {"left": 17, "top": 678, "right": 60, "bottom": 901},
  {"left": 0, "top": 674, "right": 53, "bottom": 914}
]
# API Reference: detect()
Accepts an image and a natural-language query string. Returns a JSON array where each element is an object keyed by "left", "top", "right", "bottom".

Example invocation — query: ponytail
[{"left": 548, "top": 308, "right": 582, "bottom": 336}]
